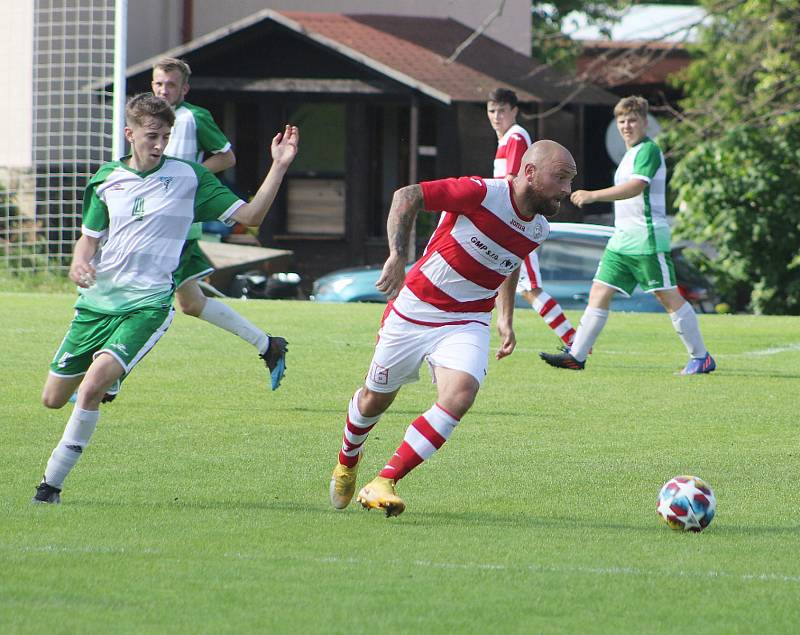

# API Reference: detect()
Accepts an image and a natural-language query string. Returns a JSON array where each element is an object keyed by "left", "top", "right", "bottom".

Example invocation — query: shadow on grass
[{"left": 58, "top": 498, "right": 800, "bottom": 536}]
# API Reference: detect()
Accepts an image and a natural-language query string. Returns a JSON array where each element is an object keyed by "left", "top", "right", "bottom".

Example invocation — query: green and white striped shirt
[
  {"left": 165, "top": 100, "right": 232, "bottom": 240},
  {"left": 607, "top": 137, "right": 670, "bottom": 255},
  {"left": 77, "top": 156, "right": 244, "bottom": 314}
]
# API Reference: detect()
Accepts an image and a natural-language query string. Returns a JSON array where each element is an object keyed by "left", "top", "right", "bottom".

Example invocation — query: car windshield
[{"left": 538, "top": 238, "right": 605, "bottom": 282}]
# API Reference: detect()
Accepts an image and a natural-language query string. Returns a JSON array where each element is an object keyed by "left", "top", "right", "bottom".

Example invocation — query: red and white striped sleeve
[
  {"left": 420, "top": 177, "right": 487, "bottom": 213},
  {"left": 503, "top": 134, "right": 529, "bottom": 177}
]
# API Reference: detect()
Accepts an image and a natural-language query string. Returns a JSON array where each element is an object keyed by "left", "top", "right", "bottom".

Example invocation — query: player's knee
[
  {"left": 443, "top": 385, "right": 478, "bottom": 420},
  {"left": 177, "top": 293, "right": 204, "bottom": 316},
  {"left": 359, "top": 386, "right": 395, "bottom": 417},
  {"left": 74, "top": 379, "right": 107, "bottom": 407},
  {"left": 41, "top": 389, "right": 66, "bottom": 409}
]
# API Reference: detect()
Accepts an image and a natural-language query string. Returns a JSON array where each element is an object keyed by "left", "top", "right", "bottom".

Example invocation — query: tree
[
  {"left": 666, "top": 0, "right": 800, "bottom": 314},
  {"left": 665, "top": 0, "right": 800, "bottom": 154},
  {"left": 671, "top": 126, "right": 800, "bottom": 315}
]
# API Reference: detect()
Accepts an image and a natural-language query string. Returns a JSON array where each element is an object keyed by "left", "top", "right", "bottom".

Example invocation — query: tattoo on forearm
[{"left": 387, "top": 185, "right": 422, "bottom": 256}]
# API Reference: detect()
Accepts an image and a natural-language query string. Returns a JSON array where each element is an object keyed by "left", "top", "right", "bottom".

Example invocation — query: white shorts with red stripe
[
  {"left": 365, "top": 310, "right": 489, "bottom": 393},
  {"left": 515, "top": 250, "right": 542, "bottom": 292}
]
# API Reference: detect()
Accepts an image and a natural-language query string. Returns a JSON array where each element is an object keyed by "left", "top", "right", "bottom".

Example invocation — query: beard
[{"left": 528, "top": 191, "right": 563, "bottom": 218}]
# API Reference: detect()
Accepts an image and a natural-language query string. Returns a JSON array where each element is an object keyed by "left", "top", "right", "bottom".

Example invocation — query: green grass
[{"left": 2, "top": 293, "right": 799, "bottom": 634}]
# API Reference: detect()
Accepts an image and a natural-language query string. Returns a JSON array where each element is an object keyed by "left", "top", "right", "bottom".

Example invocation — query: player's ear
[
  {"left": 123, "top": 126, "right": 134, "bottom": 143},
  {"left": 524, "top": 161, "right": 535, "bottom": 181},
  {"left": 181, "top": 82, "right": 190, "bottom": 97}
]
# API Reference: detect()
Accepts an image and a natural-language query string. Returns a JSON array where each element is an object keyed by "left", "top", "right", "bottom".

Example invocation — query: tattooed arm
[{"left": 375, "top": 184, "right": 424, "bottom": 299}]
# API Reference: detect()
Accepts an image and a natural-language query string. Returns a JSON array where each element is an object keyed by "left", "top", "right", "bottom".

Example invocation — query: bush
[{"left": 671, "top": 125, "right": 800, "bottom": 314}]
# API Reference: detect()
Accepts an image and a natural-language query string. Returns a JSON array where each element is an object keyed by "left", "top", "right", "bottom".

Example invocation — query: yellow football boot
[{"left": 356, "top": 476, "right": 406, "bottom": 517}]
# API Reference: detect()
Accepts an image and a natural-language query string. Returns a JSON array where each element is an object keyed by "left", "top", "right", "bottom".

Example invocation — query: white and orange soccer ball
[{"left": 657, "top": 475, "right": 717, "bottom": 532}]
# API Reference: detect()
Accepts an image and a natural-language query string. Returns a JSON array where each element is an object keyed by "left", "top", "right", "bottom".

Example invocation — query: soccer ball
[{"left": 656, "top": 475, "right": 716, "bottom": 532}]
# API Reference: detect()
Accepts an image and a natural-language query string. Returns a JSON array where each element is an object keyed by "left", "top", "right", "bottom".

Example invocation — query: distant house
[
  {"left": 569, "top": 3, "right": 705, "bottom": 102},
  {"left": 561, "top": 4, "right": 704, "bottom": 219},
  {"left": 125, "top": 10, "right": 618, "bottom": 287}
]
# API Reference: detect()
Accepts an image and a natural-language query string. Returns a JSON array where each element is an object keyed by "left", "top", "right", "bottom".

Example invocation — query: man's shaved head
[
  {"left": 512, "top": 140, "right": 577, "bottom": 218},
  {"left": 520, "top": 140, "right": 576, "bottom": 172}
]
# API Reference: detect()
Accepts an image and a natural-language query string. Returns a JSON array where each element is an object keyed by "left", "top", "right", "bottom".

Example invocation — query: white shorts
[
  {"left": 365, "top": 310, "right": 490, "bottom": 393},
  {"left": 516, "top": 250, "right": 541, "bottom": 293}
]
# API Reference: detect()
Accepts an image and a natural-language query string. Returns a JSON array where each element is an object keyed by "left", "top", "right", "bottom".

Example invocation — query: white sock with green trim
[
  {"left": 670, "top": 301, "right": 707, "bottom": 358},
  {"left": 43, "top": 407, "right": 99, "bottom": 488},
  {"left": 199, "top": 298, "right": 270, "bottom": 354}
]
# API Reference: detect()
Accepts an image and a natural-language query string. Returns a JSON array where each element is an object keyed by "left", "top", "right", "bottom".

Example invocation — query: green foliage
[
  {"left": 667, "top": 0, "right": 800, "bottom": 152},
  {"left": 0, "top": 183, "right": 19, "bottom": 238},
  {"left": 530, "top": 1, "right": 699, "bottom": 69},
  {"left": 0, "top": 264, "right": 72, "bottom": 292},
  {"left": 664, "top": 1, "right": 800, "bottom": 314},
  {"left": 672, "top": 126, "right": 800, "bottom": 315},
  {"left": 2, "top": 296, "right": 800, "bottom": 633},
  {"left": 531, "top": 1, "right": 624, "bottom": 69}
]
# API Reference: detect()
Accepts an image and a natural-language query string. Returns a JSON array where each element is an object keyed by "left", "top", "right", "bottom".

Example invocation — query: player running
[
  {"left": 487, "top": 88, "right": 576, "bottom": 348},
  {"left": 32, "top": 94, "right": 298, "bottom": 504},
  {"left": 539, "top": 95, "right": 715, "bottom": 375},
  {"left": 152, "top": 57, "right": 288, "bottom": 390},
  {"left": 329, "top": 140, "right": 577, "bottom": 517}
]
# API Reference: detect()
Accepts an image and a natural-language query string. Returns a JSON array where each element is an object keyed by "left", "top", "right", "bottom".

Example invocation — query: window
[{"left": 285, "top": 103, "right": 345, "bottom": 236}]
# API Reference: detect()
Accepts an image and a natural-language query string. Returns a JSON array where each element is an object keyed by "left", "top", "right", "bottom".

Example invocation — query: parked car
[{"left": 311, "top": 222, "right": 717, "bottom": 312}]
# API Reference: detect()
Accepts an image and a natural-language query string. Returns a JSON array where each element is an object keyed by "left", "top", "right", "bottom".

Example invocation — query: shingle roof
[
  {"left": 283, "top": 12, "right": 616, "bottom": 105},
  {"left": 124, "top": 9, "right": 616, "bottom": 106}
]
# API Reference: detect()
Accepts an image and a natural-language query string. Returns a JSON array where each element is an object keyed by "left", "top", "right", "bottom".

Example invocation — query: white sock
[
  {"left": 670, "top": 301, "right": 707, "bottom": 358},
  {"left": 570, "top": 307, "right": 609, "bottom": 362},
  {"left": 43, "top": 407, "right": 99, "bottom": 488},
  {"left": 339, "top": 389, "right": 382, "bottom": 465},
  {"left": 199, "top": 298, "right": 270, "bottom": 354}
]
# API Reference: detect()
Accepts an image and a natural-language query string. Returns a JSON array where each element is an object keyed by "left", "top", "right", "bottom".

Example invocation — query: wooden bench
[{"left": 199, "top": 241, "right": 294, "bottom": 292}]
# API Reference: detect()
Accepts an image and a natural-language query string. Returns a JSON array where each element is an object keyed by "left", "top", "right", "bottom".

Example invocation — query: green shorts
[
  {"left": 173, "top": 239, "right": 214, "bottom": 289},
  {"left": 50, "top": 305, "right": 175, "bottom": 378},
  {"left": 594, "top": 249, "right": 677, "bottom": 297}
]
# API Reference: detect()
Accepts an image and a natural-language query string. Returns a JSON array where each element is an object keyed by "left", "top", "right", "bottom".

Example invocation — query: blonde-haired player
[{"left": 540, "top": 96, "right": 715, "bottom": 374}]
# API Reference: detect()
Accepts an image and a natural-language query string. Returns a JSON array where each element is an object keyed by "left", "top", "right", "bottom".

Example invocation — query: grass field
[{"left": 2, "top": 292, "right": 799, "bottom": 634}]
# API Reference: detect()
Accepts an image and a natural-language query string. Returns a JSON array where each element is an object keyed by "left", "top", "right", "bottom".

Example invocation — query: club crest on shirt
[
  {"left": 158, "top": 176, "right": 174, "bottom": 191},
  {"left": 533, "top": 220, "right": 544, "bottom": 240}
]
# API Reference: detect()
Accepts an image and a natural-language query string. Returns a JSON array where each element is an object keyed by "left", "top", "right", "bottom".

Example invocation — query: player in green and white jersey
[
  {"left": 32, "top": 93, "right": 299, "bottom": 504},
  {"left": 152, "top": 57, "right": 285, "bottom": 388},
  {"left": 540, "top": 96, "right": 715, "bottom": 375}
]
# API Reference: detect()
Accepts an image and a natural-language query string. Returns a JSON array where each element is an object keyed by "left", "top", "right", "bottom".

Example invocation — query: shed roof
[{"left": 126, "top": 9, "right": 616, "bottom": 106}]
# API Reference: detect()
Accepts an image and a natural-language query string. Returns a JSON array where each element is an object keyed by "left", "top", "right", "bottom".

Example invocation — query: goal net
[{"left": 1, "top": 0, "right": 119, "bottom": 275}]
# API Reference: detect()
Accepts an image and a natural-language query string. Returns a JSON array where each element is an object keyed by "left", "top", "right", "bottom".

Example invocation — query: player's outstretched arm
[
  {"left": 376, "top": 184, "right": 423, "bottom": 299},
  {"left": 571, "top": 178, "right": 646, "bottom": 207},
  {"left": 231, "top": 125, "right": 299, "bottom": 227},
  {"left": 68, "top": 234, "right": 101, "bottom": 288}
]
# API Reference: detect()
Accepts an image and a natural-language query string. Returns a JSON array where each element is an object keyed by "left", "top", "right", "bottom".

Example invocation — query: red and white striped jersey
[
  {"left": 390, "top": 176, "right": 549, "bottom": 327},
  {"left": 493, "top": 124, "right": 532, "bottom": 177}
]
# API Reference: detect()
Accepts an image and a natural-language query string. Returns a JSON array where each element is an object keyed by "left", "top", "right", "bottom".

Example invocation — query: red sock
[
  {"left": 379, "top": 404, "right": 459, "bottom": 481},
  {"left": 533, "top": 291, "right": 575, "bottom": 345}
]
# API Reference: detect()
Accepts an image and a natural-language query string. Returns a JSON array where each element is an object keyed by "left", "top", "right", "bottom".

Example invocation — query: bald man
[{"left": 329, "top": 141, "right": 577, "bottom": 517}]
